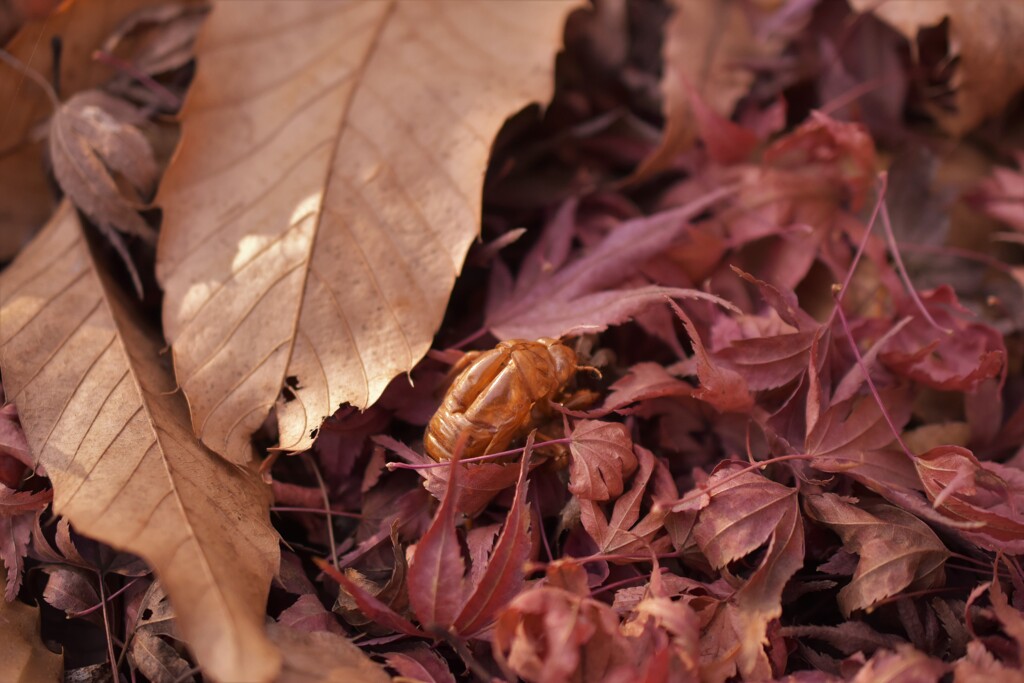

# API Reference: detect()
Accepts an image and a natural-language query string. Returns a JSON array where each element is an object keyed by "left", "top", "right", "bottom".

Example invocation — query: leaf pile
[{"left": 1, "top": 1, "right": 1024, "bottom": 682}]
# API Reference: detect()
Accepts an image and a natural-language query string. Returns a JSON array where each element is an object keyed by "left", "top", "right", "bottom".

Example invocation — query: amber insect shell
[{"left": 423, "top": 338, "right": 578, "bottom": 462}]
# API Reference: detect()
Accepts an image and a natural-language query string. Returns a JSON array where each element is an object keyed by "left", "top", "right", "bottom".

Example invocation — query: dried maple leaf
[
  {"left": 803, "top": 493, "right": 949, "bottom": 617},
  {"left": 670, "top": 300, "right": 753, "bottom": 413},
  {"left": 691, "top": 463, "right": 804, "bottom": 680},
  {"left": 492, "top": 585, "right": 636, "bottom": 683},
  {"left": 41, "top": 566, "right": 101, "bottom": 626},
  {"left": 486, "top": 190, "right": 738, "bottom": 340},
  {"left": 0, "top": 503, "right": 33, "bottom": 601},
  {"left": 913, "top": 445, "right": 1024, "bottom": 553},
  {"left": 588, "top": 362, "right": 693, "bottom": 416},
  {"left": 579, "top": 445, "right": 671, "bottom": 557},
  {"left": 384, "top": 646, "right": 456, "bottom": 683},
  {"left": 568, "top": 420, "right": 638, "bottom": 502},
  {"left": 406, "top": 446, "right": 533, "bottom": 637},
  {"left": 156, "top": 0, "right": 577, "bottom": 463},
  {"left": 805, "top": 388, "right": 912, "bottom": 460},
  {"left": 0, "top": 202, "right": 281, "bottom": 683},
  {"left": 0, "top": 574, "right": 63, "bottom": 683},
  {"left": 877, "top": 287, "right": 1005, "bottom": 392},
  {"left": 128, "top": 630, "right": 195, "bottom": 683}
]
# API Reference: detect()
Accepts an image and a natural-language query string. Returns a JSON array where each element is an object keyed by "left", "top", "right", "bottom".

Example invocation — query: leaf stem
[
  {"left": 307, "top": 456, "right": 339, "bottom": 569},
  {"left": 92, "top": 49, "right": 182, "bottom": 110},
  {"left": 832, "top": 295, "right": 914, "bottom": 458},
  {"left": 67, "top": 577, "right": 141, "bottom": 618},
  {"left": 589, "top": 567, "right": 667, "bottom": 597},
  {"left": 665, "top": 454, "right": 814, "bottom": 512},
  {"left": 96, "top": 573, "right": 120, "bottom": 680},
  {"left": 878, "top": 190, "right": 950, "bottom": 332},
  {"left": 386, "top": 437, "right": 572, "bottom": 470},
  {"left": 0, "top": 47, "right": 60, "bottom": 109},
  {"left": 270, "top": 506, "right": 363, "bottom": 519}
]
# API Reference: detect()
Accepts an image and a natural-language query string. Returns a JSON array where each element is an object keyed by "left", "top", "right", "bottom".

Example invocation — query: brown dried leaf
[
  {"left": 635, "top": 0, "right": 806, "bottom": 179},
  {"left": 156, "top": 0, "right": 577, "bottom": 463},
  {"left": 49, "top": 90, "right": 158, "bottom": 242},
  {"left": 0, "top": 574, "right": 63, "bottom": 683},
  {"left": 127, "top": 630, "right": 194, "bottom": 683},
  {"left": 849, "top": 0, "right": 1024, "bottom": 135},
  {"left": 849, "top": 644, "right": 947, "bottom": 683},
  {"left": 0, "top": 202, "right": 281, "bottom": 683},
  {"left": 803, "top": 493, "right": 949, "bottom": 617},
  {"left": 568, "top": 420, "right": 638, "bottom": 502},
  {"left": 693, "top": 463, "right": 804, "bottom": 679},
  {"left": 914, "top": 445, "right": 1024, "bottom": 552},
  {"left": 0, "top": 0, "right": 178, "bottom": 259},
  {"left": 579, "top": 446, "right": 669, "bottom": 557},
  {"left": 267, "top": 622, "right": 390, "bottom": 683}
]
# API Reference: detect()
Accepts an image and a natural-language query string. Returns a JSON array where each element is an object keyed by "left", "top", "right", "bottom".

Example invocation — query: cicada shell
[{"left": 424, "top": 338, "right": 578, "bottom": 462}]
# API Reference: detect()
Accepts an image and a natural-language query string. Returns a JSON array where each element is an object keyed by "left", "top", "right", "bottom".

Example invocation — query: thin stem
[
  {"left": 169, "top": 666, "right": 203, "bottom": 683},
  {"left": 92, "top": 49, "right": 181, "bottom": 109},
  {"left": 879, "top": 193, "right": 949, "bottom": 332},
  {"left": 270, "top": 506, "right": 363, "bottom": 519},
  {"left": 590, "top": 568, "right": 666, "bottom": 597},
  {"left": 870, "top": 586, "right": 962, "bottom": 609},
  {"left": 533, "top": 496, "right": 554, "bottom": 563},
  {"left": 665, "top": 453, "right": 815, "bottom": 512},
  {"left": 307, "top": 457, "right": 339, "bottom": 570},
  {"left": 97, "top": 573, "right": 120, "bottom": 680},
  {"left": 0, "top": 47, "right": 60, "bottom": 108},
  {"left": 833, "top": 297, "right": 914, "bottom": 458},
  {"left": 386, "top": 437, "right": 572, "bottom": 470},
  {"left": 449, "top": 327, "right": 488, "bottom": 351},
  {"left": 68, "top": 577, "right": 141, "bottom": 618},
  {"left": 828, "top": 173, "right": 887, "bottom": 324}
]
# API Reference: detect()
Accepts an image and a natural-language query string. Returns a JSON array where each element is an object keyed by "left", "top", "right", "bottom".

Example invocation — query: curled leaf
[
  {"left": 803, "top": 493, "right": 949, "bottom": 617},
  {"left": 49, "top": 90, "right": 157, "bottom": 242},
  {"left": 914, "top": 445, "right": 1024, "bottom": 552}
]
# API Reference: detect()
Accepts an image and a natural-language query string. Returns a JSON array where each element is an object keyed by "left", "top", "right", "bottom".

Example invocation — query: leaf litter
[{"left": 0, "top": 0, "right": 1023, "bottom": 682}]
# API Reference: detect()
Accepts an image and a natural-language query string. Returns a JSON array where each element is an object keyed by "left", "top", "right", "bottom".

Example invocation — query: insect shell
[{"left": 424, "top": 338, "right": 578, "bottom": 462}]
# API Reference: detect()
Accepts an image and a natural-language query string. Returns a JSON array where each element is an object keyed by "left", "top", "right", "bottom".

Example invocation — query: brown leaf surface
[
  {"left": 849, "top": 0, "right": 1024, "bottom": 135},
  {"left": 266, "top": 623, "right": 390, "bottom": 683},
  {"left": 156, "top": 0, "right": 577, "bottom": 463},
  {"left": 692, "top": 463, "right": 804, "bottom": 679},
  {"left": 0, "top": 202, "right": 281, "bottom": 683},
  {"left": 0, "top": 575, "right": 62, "bottom": 683},
  {"left": 803, "top": 493, "right": 949, "bottom": 617},
  {"left": 0, "top": 0, "right": 174, "bottom": 259}
]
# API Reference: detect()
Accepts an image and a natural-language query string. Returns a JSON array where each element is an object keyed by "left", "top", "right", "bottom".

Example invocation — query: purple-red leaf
[
  {"left": 568, "top": 420, "right": 638, "bottom": 502},
  {"left": 803, "top": 493, "right": 949, "bottom": 616}
]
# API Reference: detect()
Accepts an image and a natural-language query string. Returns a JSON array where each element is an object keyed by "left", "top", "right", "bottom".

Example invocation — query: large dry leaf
[
  {"left": 0, "top": 0, "right": 174, "bottom": 259},
  {"left": 0, "top": 575, "right": 63, "bottom": 683},
  {"left": 156, "top": 0, "right": 576, "bottom": 463},
  {"left": 0, "top": 202, "right": 281, "bottom": 683}
]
